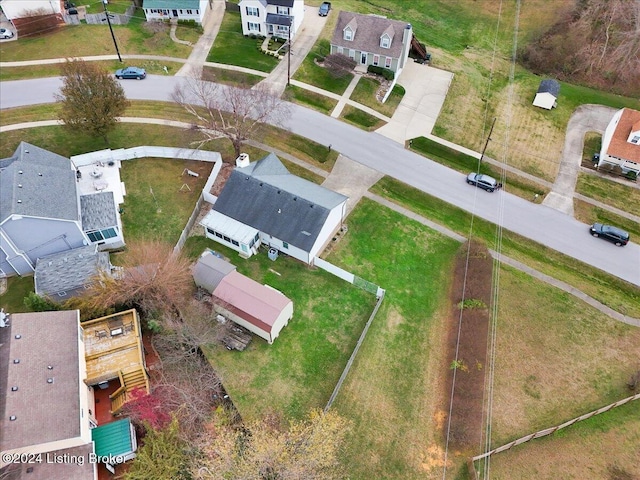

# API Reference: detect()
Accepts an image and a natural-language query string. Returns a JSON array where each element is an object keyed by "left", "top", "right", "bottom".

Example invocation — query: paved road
[{"left": 1, "top": 76, "right": 639, "bottom": 286}]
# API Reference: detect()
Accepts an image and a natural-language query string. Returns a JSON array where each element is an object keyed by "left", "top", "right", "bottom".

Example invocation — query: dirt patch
[
  {"left": 443, "top": 241, "right": 493, "bottom": 449},
  {"left": 210, "top": 163, "right": 234, "bottom": 197}
]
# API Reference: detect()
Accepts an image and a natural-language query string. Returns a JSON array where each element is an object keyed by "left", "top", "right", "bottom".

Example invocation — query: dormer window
[
  {"left": 380, "top": 34, "right": 391, "bottom": 49},
  {"left": 631, "top": 135, "right": 640, "bottom": 144},
  {"left": 344, "top": 27, "right": 353, "bottom": 41}
]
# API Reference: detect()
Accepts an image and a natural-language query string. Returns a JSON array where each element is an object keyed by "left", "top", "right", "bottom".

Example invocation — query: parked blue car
[{"left": 115, "top": 67, "right": 146, "bottom": 80}]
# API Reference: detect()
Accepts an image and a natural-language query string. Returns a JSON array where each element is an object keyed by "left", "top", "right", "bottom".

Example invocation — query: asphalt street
[{"left": 1, "top": 75, "right": 638, "bottom": 286}]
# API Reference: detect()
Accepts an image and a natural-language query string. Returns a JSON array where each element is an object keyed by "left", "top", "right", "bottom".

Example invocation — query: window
[
  {"left": 276, "top": 25, "right": 289, "bottom": 34},
  {"left": 373, "top": 54, "right": 379, "bottom": 66},
  {"left": 349, "top": 49, "right": 355, "bottom": 60},
  {"left": 231, "top": 240, "right": 239, "bottom": 247},
  {"left": 186, "top": 9, "right": 193, "bottom": 14},
  {"left": 632, "top": 135, "right": 640, "bottom": 144},
  {"left": 215, "top": 231, "right": 223, "bottom": 238},
  {"left": 254, "top": 233, "right": 260, "bottom": 242},
  {"left": 276, "top": 6, "right": 289, "bottom": 15},
  {"left": 246, "top": 6, "right": 259, "bottom": 16},
  {"left": 385, "top": 56, "right": 392, "bottom": 68},
  {"left": 380, "top": 35, "right": 390, "bottom": 48},
  {"left": 337, "top": 46, "right": 343, "bottom": 55},
  {"left": 344, "top": 28, "right": 353, "bottom": 41},
  {"left": 86, "top": 227, "right": 118, "bottom": 243},
  {"left": 223, "top": 235, "right": 231, "bottom": 242},
  {"left": 282, "top": 242, "right": 289, "bottom": 249},
  {"left": 247, "top": 22, "right": 261, "bottom": 32}
]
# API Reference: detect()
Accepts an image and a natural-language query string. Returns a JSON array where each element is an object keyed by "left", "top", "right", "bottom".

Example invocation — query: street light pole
[
  {"left": 103, "top": 0, "right": 122, "bottom": 62},
  {"left": 287, "top": 19, "right": 291, "bottom": 86}
]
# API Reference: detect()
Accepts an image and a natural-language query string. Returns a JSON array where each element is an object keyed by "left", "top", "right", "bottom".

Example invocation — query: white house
[
  {"left": 0, "top": 142, "right": 125, "bottom": 277},
  {"left": 142, "top": 0, "right": 209, "bottom": 24},
  {"left": 238, "top": 0, "right": 304, "bottom": 39},
  {"left": 213, "top": 270, "right": 293, "bottom": 344},
  {"left": 532, "top": 79, "right": 560, "bottom": 110},
  {"left": 330, "top": 11, "right": 413, "bottom": 77},
  {"left": 200, "top": 153, "right": 348, "bottom": 265},
  {"left": 0, "top": 0, "right": 61, "bottom": 20},
  {"left": 598, "top": 108, "right": 640, "bottom": 176}
]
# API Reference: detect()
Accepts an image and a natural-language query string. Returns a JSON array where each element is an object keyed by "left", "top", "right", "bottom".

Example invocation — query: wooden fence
[{"left": 468, "top": 392, "right": 640, "bottom": 479}]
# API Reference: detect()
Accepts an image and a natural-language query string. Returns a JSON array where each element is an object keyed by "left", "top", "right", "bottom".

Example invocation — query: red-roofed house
[
  {"left": 598, "top": 108, "right": 640, "bottom": 176},
  {"left": 212, "top": 271, "right": 293, "bottom": 344}
]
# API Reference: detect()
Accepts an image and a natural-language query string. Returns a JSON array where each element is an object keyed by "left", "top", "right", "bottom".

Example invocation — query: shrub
[
  {"left": 367, "top": 65, "right": 395, "bottom": 80},
  {"left": 625, "top": 170, "right": 638, "bottom": 182}
]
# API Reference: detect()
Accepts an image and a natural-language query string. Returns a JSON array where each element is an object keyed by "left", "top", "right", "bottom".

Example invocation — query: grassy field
[
  {"left": 371, "top": 177, "right": 640, "bottom": 318},
  {"left": 574, "top": 200, "right": 640, "bottom": 241},
  {"left": 207, "top": 11, "right": 278, "bottom": 73},
  {"left": 0, "top": 276, "right": 35, "bottom": 314},
  {"left": 293, "top": 39, "right": 353, "bottom": 95},
  {"left": 183, "top": 237, "right": 375, "bottom": 421},
  {"left": 283, "top": 84, "right": 338, "bottom": 115},
  {"left": 201, "top": 65, "right": 265, "bottom": 88}
]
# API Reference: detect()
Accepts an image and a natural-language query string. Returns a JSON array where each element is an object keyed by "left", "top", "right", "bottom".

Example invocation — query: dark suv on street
[
  {"left": 466, "top": 172, "right": 500, "bottom": 192},
  {"left": 589, "top": 223, "right": 629, "bottom": 246}
]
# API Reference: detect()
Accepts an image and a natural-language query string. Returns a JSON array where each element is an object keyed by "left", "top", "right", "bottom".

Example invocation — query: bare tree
[
  {"left": 323, "top": 53, "right": 357, "bottom": 78},
  {"left": 194, "top": 409, "right": 352, "bottom": 480},
  {"left": 56, "top": 59, "right": 130, "bottom": 146},
  {"left": 172, "top": 77, "right": 291, "bottom": 158},
  {"left": 83, "top": 240, "right": 193, "bottom": 315}
]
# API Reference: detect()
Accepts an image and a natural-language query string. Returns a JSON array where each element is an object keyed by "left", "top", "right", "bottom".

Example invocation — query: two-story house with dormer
[
  {"left": 238, "top": 0, "right": 304, "bottom": 40},
  {"left": 330, "top": 11, "right": 412, "bottom": 77}
]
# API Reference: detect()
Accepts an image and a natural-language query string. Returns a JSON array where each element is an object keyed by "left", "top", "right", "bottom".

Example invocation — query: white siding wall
[
  {"left": 270, "top": 301, "right": 293, "bottom": 343},
  {"left": 308, "top": 201, "right": 346, "bottom": 261},
  {"left": 1, "top": 0, "right": 61, "bottom": 19},
  {"left": 239, "top": 0, "right": 266, "bottom": 36}
]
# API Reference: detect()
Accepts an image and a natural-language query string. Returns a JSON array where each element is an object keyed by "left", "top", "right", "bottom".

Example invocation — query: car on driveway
[
  {"left": 589, "top": 223, "right": 629, "bottom": 246},
  {"left": 0, "top": 28, "right": 14, "bottom": 40},
  {"left": 319, "top": 2, "right": 331, "bottom": 16},
  {"left": 115, "top": 67, "right": 146, "bottom": 80},
  {"left": 466, "top": 172, "right": 500, "bottom": 192}
]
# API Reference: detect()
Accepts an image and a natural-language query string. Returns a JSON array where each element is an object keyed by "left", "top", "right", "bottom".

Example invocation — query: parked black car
[
  {"left": 589, "top": 223, "right": 629, "bottom": 246},
  {"left": 319, "top": 2, "right": 331, "bottom": 16},
  {"left": 466, "top": 172, "right": 500, "bottom": 192}
]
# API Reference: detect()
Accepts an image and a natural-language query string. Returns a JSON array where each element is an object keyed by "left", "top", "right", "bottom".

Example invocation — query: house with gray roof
[
  {"left": 330, "top": 11, "right": 413, "bottom": 77},
  {"left": 0, "top": 142, "right": 124, "bottom": 277},
  {"left": 34, "top": 244, "right": 115, "bottom": 301},
  {"left": 239, "top": 0, "right": 304, "bottom": 40},
  {"left": 200, "top": 153, "right": 347, "bottom": 264},
  {"left": 0, "top": 310, "right": 98, "bottom": 479},
  {"left": 142, "top": 0, "right": 209, "bottom": 23}
]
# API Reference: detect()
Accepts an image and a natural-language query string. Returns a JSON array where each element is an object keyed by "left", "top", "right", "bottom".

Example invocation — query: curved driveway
[{"left": 1, "top": 76, "right": 639, "bottom": 286}]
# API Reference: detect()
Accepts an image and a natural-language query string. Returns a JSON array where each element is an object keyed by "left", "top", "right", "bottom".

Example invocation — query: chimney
[{"left": 236, "top": 153, "right": 250, "bottom": 168}]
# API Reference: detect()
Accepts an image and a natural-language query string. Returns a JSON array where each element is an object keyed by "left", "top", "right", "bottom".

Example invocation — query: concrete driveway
[
  {"left": 375, "top": 61, "right": 453, "bottom": 144},
  {"left": 542, "top": 104, "right": 617, "bottom": 215}
]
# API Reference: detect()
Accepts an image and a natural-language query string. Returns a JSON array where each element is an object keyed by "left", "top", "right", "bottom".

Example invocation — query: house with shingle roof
[
  {"left": 330, "top": 11, "right": 413, "bottom": 77},
  {"left": 34, "top": 244, "right": 116, "bottom": 301},
  {"left": 200, "top": 153, "right": 347, "bottom": 265},
  {"left": 0, "top": 310, "right": 98, "bottom": 479},
  {"left": 0, "top": 142, "right": 124, "bottom": 277},
  {"left": 239, "top": 0, "right": 304, "bottom": 40},
  {"left": 598, "top": 108, "right": 640, "bottom": 177},
  {"left": 142, "top": 0, "right": 209, "bottom": 23}
]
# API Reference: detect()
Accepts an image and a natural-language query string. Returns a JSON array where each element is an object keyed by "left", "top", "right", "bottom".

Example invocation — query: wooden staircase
[{"left": 109, "top": 367, "right": 150, "bottom": 414}]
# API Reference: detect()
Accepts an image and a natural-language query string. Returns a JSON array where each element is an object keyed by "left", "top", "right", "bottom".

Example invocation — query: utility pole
[
  {"left": 103, "top": 0, "right": 122, "bottom": 62},
  {"left": 287, "top": 18, "right": 292, "bottom": 86},
  {"left": 480, "top": 117, "right": 496, "bottom": 163}
]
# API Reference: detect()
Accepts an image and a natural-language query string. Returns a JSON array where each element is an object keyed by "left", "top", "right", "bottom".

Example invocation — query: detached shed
[
  {"left": 533, "top": 79, "right": 560, "bottom": 110},
  {"left": 212, "top": 271, "right": 293, "bottom": 344},
  {"left": 192, "top": 250, "right": 236, "bottom": 292}
]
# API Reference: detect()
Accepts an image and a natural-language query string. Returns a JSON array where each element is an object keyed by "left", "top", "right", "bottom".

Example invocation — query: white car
[{"left": 0, "top": 28, "right": 14, "bottom": 39}]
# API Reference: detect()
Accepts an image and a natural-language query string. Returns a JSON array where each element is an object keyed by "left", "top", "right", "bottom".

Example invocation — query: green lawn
[
  {"left": 371, "top": 176, "right": 640, "bottom": 318},
  {"left": 201, "top": 66, "right": 265, "bottom": 88},
  {"left": 575, "top": 173, "right": 640, "bottom": 218},
  {"left": 340, "top": 105, "right": 386, "bottom": 131},
  {"left": 293, "top": 39, "right": 353, "bottom": 95},
  {"left": 283, "top": 84, "right": 338, "bottom": 115},
  {"left": 207, "top": 11, "right": 278, "bottom": 73},
  {"left": 183, "top": 237, "right": 375, "bottom": 421},
  {"left": 349, "top": 77, "right": 405, "bottom": 117},
  {"left": 0, "top": 276, "right": 35, "bottom": 314}
]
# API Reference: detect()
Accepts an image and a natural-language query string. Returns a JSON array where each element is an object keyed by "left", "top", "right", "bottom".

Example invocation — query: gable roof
[
  {"left": 331, "top": 11, "right": 410, "bottom": 59},
  {"left": 0, "top": 142, "right": 79, "bottom": 223},
  {"left": 34, "top": 245, "right": 111, "bottom": 299},
  {"left": 266, "top": 13, "right": 293, "bottom": 26},
  {"left": 0, "top": 310, "right": 82, "bottom": 452},
  {"left": 193, "top": 251, "right": 236, "bottom": 292},
  {"left": 268, "top": 0, "right": 294, "bottom": 6},
  {"left": 143, "top": 0, "right": 201, "bottom": 9},
  {"left": 213, "top": 153, "right": 347, "bottom": 252},
  {"left": 80, "top": 191, "right": 117, "bottom": 231},
  {"left": 213, "top": 270, "right": 291, "bottom": 331},
  {"left": 607, "top": 108, "right": 640, "bottom": 162},
  {"left": 537, "top": 79, "right": 560, "bottom": 97}
]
